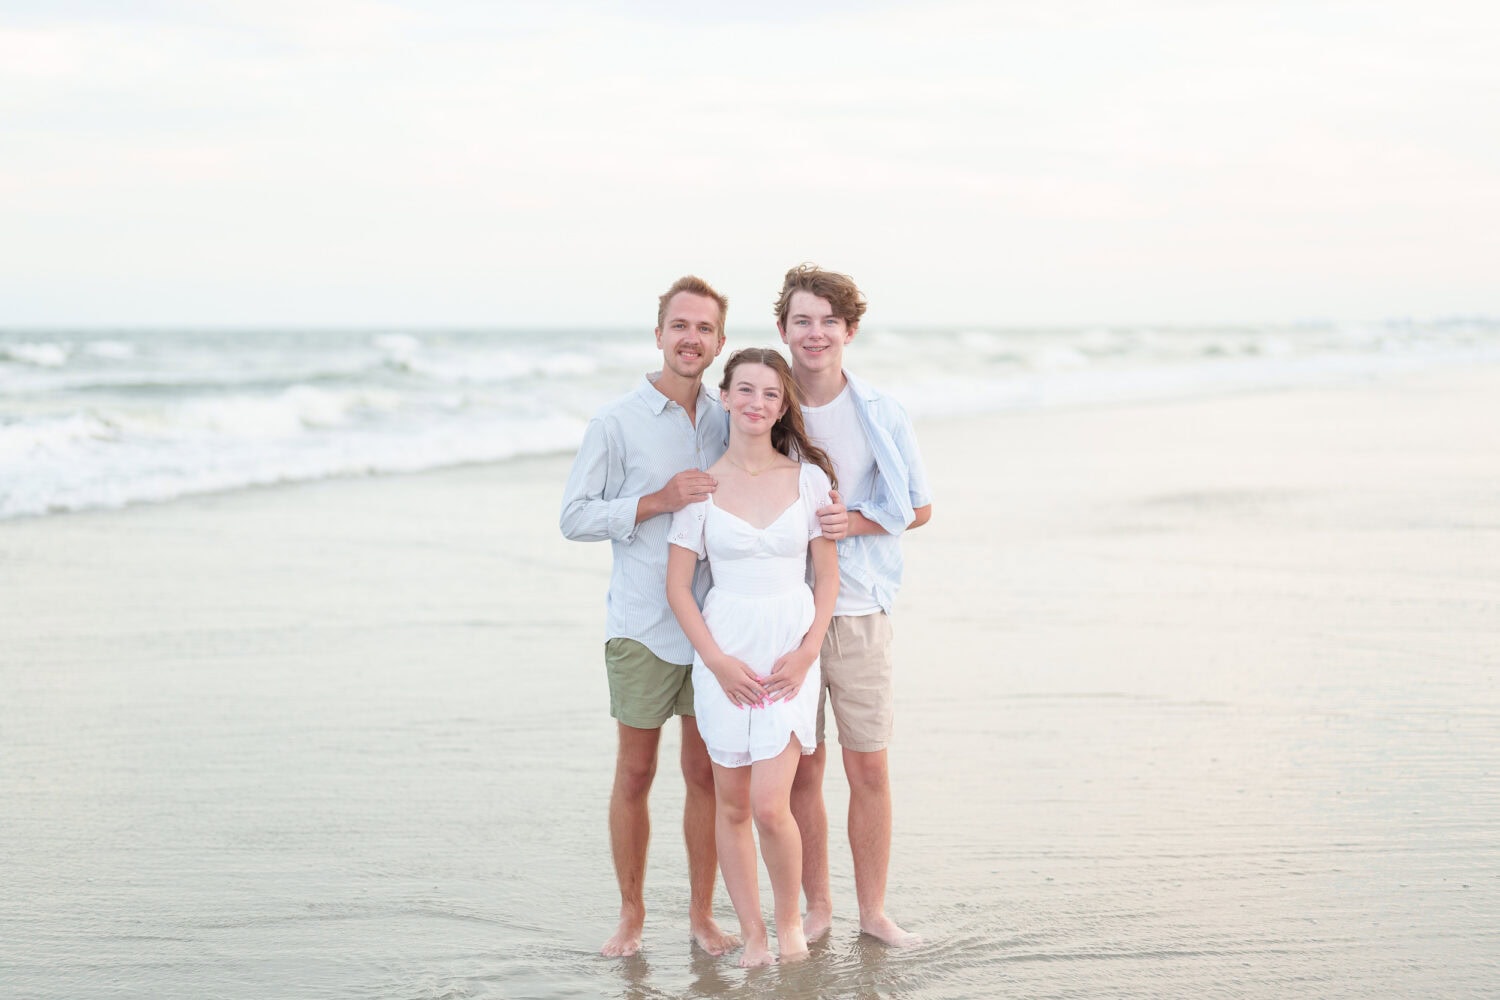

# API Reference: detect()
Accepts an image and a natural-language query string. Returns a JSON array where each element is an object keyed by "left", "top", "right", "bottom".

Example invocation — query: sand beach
[{"left": 3, "top": 364, "right": 1498, "bottom": 999}]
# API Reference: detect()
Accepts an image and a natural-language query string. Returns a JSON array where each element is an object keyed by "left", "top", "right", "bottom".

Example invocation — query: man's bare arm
[{"left": 846, "top": 503, "right": 932, "bottom": 537}]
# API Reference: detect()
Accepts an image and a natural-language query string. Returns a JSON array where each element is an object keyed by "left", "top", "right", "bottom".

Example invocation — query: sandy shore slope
[{"left": 3, "top": 366, "right": 1497, "bottom": 999}]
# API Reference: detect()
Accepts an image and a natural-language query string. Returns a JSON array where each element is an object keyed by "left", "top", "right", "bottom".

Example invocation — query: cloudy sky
[{"left": 4, "top": 1, "right": 1497, "bottom": 328}]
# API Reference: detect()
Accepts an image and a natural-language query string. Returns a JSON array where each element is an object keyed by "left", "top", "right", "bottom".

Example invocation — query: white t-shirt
[{"left": 802, "top": 384, "right": 882, "bottom": 616}]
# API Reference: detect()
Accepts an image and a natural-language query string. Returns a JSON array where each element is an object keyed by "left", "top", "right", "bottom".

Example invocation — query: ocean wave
[
  {"left": 1, "top": 341, "right": 71, "bottom": 367},
  {"left": 0, "top": 409, "right": 588, "bottom": 519},
  {"left": 0, "top": 412, "right": 122, "bottom": 461},
  {"left": 175, "top": 385, "right": 394, "bottom": 436},
  {"left": 3, "top": 321, "right": 1497, "bottom": 519},
  {"left": 392, "top": 348, "right": 605, "bottom": 384},
  {"left": 83, "top": 339, "right": 137, "bottom": 360}
]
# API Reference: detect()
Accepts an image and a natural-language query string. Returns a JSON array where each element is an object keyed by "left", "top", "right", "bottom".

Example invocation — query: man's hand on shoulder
[
  {"left": 638, "top": 469, "right": 718, "bottom": 523},
  {"left": 817, "top": 489, "right": 848, "bottom": 541}
]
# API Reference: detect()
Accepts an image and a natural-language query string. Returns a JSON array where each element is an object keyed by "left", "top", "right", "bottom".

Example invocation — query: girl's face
[{"left": 720, "top": 362, "right": 787, "bottom": 436}]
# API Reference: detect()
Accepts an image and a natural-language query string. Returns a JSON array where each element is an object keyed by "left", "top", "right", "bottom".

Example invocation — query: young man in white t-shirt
[{"left": 767, "top": 263, "right": 933, "bottom": 947}]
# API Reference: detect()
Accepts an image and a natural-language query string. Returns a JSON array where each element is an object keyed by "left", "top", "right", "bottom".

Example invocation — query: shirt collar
[
  {"left": 843, "top": 369, "right": 881, "bottom": 402},
  {"left": 638, "top": 372, "right": 715, "bottom": 416}
]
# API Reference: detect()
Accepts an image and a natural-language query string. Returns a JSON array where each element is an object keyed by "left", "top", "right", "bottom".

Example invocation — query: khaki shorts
[
  {"left": 605, "top": 638, "right": 695, "bottom": 730},
  {"left": 815, "top": 612, "right": 894, "bottom": 752}
]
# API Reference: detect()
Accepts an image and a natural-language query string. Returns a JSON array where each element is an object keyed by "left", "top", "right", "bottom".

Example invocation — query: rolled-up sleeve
[
  {"left": 893, "top": 408, "right": 932, "bottom": 509},
  {"left": 560, "top": 418, "right": 641, "bottom": 543},
  {"left": 860, "top": 492, "right": 913, "bottom": 537},
  {"left": 856, "top": 398, "right": 928, "bottom": 536}
]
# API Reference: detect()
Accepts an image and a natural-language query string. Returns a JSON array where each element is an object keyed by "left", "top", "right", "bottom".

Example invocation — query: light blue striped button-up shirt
[
  {"left": 823, "top": 370, "right": 933, "bottom": 616},
  {"left": 560, "top": 373, "right": 729, "bottom": 664}
]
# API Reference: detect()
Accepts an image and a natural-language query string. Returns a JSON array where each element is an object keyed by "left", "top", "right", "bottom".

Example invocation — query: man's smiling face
[
  {"left": 655, "top": 291, "right": 725, "bottom": 380},
  {"left": 779, "top": 289, "right": 854, "bottom": 377}
]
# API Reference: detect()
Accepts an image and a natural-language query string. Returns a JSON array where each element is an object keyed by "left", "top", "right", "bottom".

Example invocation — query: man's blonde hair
[{"left": 657, "top": 275, "right": 728, "bottom": 333}]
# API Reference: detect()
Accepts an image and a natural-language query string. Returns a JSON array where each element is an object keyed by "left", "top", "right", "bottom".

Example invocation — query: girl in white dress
[{"left": 666, "top": 348, "right": 839, "bottom": 967}]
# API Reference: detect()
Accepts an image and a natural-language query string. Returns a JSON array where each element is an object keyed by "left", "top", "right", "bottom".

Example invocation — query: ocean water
[{"left": 3, "top": 320, "right": 1498, "bottom": 520}]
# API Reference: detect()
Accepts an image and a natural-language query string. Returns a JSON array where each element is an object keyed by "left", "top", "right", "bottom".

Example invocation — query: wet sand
[{"left": 3, "top": 366, "right": 1498, "bottom": 998}]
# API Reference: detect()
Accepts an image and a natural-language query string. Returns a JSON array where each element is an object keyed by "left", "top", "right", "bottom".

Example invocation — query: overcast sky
[{"left": 4, "top": 0, "right": 1497, "bottom": 328}]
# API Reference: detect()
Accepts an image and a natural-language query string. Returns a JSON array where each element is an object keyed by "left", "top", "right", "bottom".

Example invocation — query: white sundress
[{"left": 668, "top": 463, "right": 832, "bottom": 768}]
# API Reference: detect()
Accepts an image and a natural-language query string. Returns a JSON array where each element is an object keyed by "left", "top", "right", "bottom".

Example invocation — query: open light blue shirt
[
  {"left": 824, "top": 370, "right": 932, "bottom": 616},
  {"left": 559, "top": 373, "right": 728, "bottom": 664}
]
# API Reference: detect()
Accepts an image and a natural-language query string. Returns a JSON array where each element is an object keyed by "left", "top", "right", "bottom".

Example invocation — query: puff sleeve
[
  {"left": 800, "top": 463, "right": 833, "bottom": 541},
  {"left": 668, "top": 500, "right": 708, "bottom": 559}
]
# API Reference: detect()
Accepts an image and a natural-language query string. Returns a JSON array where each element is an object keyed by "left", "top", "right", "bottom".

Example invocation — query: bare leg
[
  {"left": 680, "top": 717, "right": 738, "bottom": 955},
  {"left": 752, "top": 741, "right": 809, "bottom": 962},
  {"left": 712, "top": 762, "right": 772, "bottom": 967},
  {"left": 844, "top": 747, "right": 920, "bottom": 947},
  {"left": 790, "top": 742, "right": 832, "bottom": 941},
  {"left": 603, "top": 723, "right": 662, "bottom": 957}
]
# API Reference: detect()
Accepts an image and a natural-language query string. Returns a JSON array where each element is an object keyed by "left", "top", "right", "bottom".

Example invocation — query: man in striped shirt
[{"left": 560, "top": 276, "right": 848, "bottom": 958}]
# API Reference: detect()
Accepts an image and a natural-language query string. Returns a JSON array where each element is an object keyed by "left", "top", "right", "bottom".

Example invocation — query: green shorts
[{"left": 605, "top": 638, "right": 695, "bottom": 730}]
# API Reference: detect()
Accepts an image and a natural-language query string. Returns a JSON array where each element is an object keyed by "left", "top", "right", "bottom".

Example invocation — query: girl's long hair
[{"left": 718, "top": 348, "right": 838, "bottom": 490}]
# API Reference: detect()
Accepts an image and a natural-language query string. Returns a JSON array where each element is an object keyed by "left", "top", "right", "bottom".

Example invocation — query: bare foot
[
  {"left": 860, "top": 913, "right": 921, "bottom": 948},
  {"left": 691, "top": 915, "right": 740, "bottom": 956},
  {"left": 601, "top": 911, "right": 645, "bottom": 958},
  {"left": 803, "top": 905, "right": 832, "bottom": 943},
  {"left": 777, "top": 923, "right": 809, "bottom": 963},
  {"left": 739, "top": 928, "right": 775, "bottom": 968}
]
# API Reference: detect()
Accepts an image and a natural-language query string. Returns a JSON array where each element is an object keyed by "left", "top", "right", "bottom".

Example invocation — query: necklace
[{"left": 725, "top": 456, "right": 779, "bottom": 476}]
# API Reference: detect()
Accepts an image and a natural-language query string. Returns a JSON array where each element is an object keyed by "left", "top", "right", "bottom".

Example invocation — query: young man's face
[
  {"left": 778, "top": 290, "right": 855, "bottom": 377},
  {"left": 655, "top": 291, "right": 726, "bottom": 381}
]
